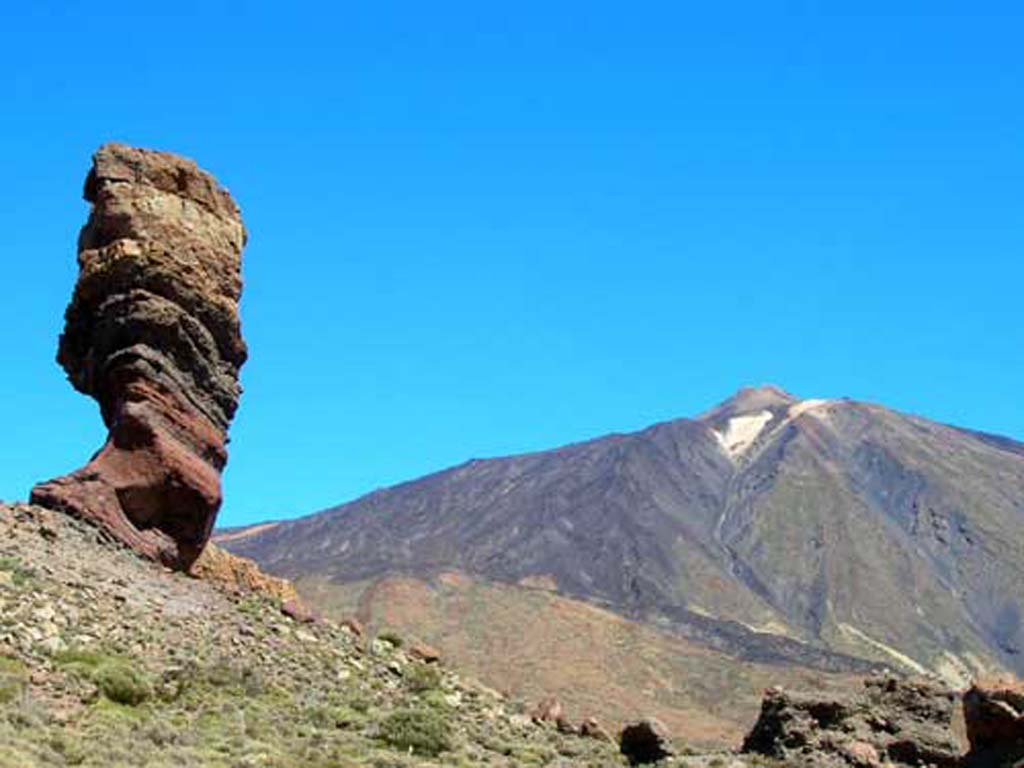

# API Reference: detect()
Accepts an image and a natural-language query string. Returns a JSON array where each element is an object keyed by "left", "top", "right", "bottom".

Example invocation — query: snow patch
[
  {"left": 788, "top": 398, "right": 831, "bottom": 420},
  {"left": 714, "top": 410, "right": 774, "bottom": 458}
]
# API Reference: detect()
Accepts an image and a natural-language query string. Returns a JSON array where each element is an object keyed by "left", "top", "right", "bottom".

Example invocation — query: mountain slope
[
  {"left": 0, "top": 503, "right": 628, "bottom": 767},
  {"left": 290, "top": 569, "right": 863, "bottom": 748},
  {"left": 222, "top": 386, "right": 1024, "bottom": 693}
]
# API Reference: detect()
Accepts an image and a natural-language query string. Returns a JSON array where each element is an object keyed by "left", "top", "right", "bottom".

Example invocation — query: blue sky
[{"left": 0, "top": 3, "right": 1020, "bottom": 527}]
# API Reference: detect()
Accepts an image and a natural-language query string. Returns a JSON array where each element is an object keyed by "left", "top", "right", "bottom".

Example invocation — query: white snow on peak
[
  {"left": 714, "top": 410, "right": 775, "bottom": 458},
  {"left": 711, "top": 398, "right": 836, "bottom": 461},
  {"left": 788, "top": 398, "right": 831, "bottom": 420}
]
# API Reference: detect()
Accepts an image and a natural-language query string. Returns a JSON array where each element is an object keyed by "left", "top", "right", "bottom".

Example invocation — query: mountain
[
  {"left": 220, "top": 386, "right": 1024, "bottom": 742},
  {"left": 4, "top": 500, "right": 997, "bottom": 767}
]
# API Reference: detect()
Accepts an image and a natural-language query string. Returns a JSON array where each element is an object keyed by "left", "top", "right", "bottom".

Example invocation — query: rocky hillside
[
  {"left": 0, "top": 502, "right": 633, "bottom": 767},
  {"left": 221, "top": 386, "right": 1024, "bottom": 739},
  {"left": 16, "top": 498, "right": 1018, "bottom": 768}
]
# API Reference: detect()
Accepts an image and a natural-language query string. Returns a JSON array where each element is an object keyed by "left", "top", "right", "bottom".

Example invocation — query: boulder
[
  {"left": 840, "top": 740, "right": 881, "bottom": 767},
  {"left": 579, "top": 716, "right": 613, "bottom": 742},
  {"left": 31, "top": 144, "right": 247, "bottom": 570},
  {"left": 281, "top": 599, "right": 319, "bottom": 624},
  {"left": 531, "top": 696, "right": 575, "bottom": 733},
  {"left": 341, "top": 617, "right": 366, "bottom": 639},
  {"left": 530, "top": 696, "right": 565, "bottom": 724},
  {"left": 963, "top": 676, "right": 1024, "bottom": 765},
  {"left": 742, "top": 675, "right": 962, "bottom": 767},
  {"left": 408, "top": 640, "right": 441, "bottom": 664},
  {"left": 619, "top": 717, "right": 675, "bottom": 765}
]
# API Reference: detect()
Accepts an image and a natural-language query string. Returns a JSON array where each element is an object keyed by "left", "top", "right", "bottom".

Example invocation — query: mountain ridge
[{"left": 221, "top": 386, "right": 1024, "bottom": 724}]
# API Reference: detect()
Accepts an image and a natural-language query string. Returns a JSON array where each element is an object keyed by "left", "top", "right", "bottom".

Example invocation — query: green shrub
[
  {"left": 95, "top": 661, "right": 151, "bottom": 705},
  {"left": 53, "top": 648, "right": 109, "bottom": 669},
  {"left": 0, "top": 557, "right": 35, "bottom": 586},
  {"left": 510, "top": 743, "right": 557, "bottom": 765},
  {"left": 404, "top": 662, "right": 442, "bottom": 694},
  {"left": 54, "top": 648, "right": 151, "bottom": 706},
  {"left": 202, "top": 657, "right": 264, "bottom": 695},
  {"left": 48, "top": 733, "right": 87, "bottom": 765},
  {"left": 347, "top": 693, "right": 371, "bottom": 713},
  {"left": 419, "top": 689, "right": 451, "bottom": 711},
  {"left": 378, "top": 630, "right": 404, "bottom": 648},
  {"left": 378, "top": 707, "right": 452, "bottom": 757},
  {"left": 0, "top": 657, "right": 26, "bottom": 704}
]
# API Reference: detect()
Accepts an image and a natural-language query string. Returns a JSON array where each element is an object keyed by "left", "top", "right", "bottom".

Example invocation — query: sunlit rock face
[{"left": 32, "top": 143, "right": 247, "bottom": 570}]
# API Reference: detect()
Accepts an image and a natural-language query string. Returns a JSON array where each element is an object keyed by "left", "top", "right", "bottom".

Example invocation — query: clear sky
[{"left": 0, "top": 3, "right": 1020, "bottom": 527}]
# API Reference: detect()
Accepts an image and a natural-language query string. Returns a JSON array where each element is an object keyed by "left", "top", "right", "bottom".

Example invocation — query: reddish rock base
[{"left": 33, "top": 379, "right": 224, "bottom": 569}]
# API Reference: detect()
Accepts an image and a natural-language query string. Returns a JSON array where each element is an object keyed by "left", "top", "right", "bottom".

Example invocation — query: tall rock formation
[{"left": 31, "top": 143, "right": 247, "bottom": 570}]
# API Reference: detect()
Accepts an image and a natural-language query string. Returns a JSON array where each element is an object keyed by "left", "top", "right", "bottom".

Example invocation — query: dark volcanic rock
[
  {"left": 963, "top": 676, "right": 1024, "bottom": 765},
  {"left": 742, "top": 675, "right": 962, "bottom": 767},
  {"left": 618, "top": 717, "right": 676, "bottom": 765},
  {"left": 31, "top": 144, "right": 247, "bottom": 570}
]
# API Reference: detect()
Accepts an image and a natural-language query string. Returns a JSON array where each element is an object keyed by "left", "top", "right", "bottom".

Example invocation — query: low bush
[
  {"left": 404, "top": 662, "right": 442, "bottom": 694},
  {"left": 0, "top": 657, "right": 26, "bottom": 704},
  {"left": 0, "top": 557, "right": 35, "bottom": 586},
  {"left": 95, "top": 662, "right": 151, "bottom": 706},
  {"left": 378, "top": 707, "right": 452, "bottom": 757},
  {"left": 54, "top": 648, "right": 151, "bottom": 706},
  {"left": 377, "top": 630, "right": 404, "bottom": 648}
]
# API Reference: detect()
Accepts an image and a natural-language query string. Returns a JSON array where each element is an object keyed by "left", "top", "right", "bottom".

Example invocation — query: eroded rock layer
[{"left": 32, "top": 143, "right": 247, "bottom": 570}]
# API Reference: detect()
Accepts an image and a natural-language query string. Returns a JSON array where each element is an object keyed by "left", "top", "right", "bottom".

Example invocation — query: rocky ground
[
  {"left": 0, "top": 502, "right": 641, "bottom": 767},
  {"left": 1, "top": 502, "right": 797, "bottom": 767},
  {"left": 6, "top": 500, "right": 1018, "bottom": 768}
]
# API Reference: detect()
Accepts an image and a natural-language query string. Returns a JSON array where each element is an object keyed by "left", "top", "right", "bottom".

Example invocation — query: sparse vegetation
[
  {"left": 0, "top": 503, "right": 628, "bottom": 767},
  {"left": 0, "top": 556, "right": 35, "bottom": 586},
  {"left": 54, "top": 648, "right": 152, "bottom": 706},
  {"left": 0, "top": 657, "right": 26, "bottom": 704},
  {"left": 404, "top": 660, "right": 442, "bottom": 694}
]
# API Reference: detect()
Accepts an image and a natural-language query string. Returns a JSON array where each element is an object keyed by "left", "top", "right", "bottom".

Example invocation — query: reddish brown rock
[
  {"left": 341, "top": 617, "right": 365, "bottom": 639},
  {"left": 191, "top": 543, "right": 298, "bottom": 604},
  {"left": 408, "top": 640, "right": 441, "bottom": 664},
  {"left": 963, "top": 676, "right": 1024, "bottom": 765},
  {"left": 530, "top": 696, "right": 575, "bottom": 732},
  {"left": 579, "top": 716, "right": 613, "bottom": 742},
  {"left": 31, "top": 144, "right": 247, "bottom": 570},
  {"left": 841, "top": 741, "right": 882, "bottom": 768},
  {"left": 281, "top": 599, "right": 319, "bottom": 624},
  {"left": 530, "top": 696, "right": 565, "bottom": 725}
]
